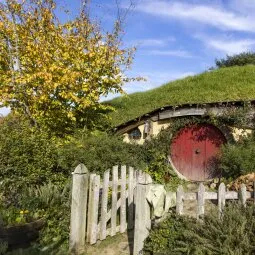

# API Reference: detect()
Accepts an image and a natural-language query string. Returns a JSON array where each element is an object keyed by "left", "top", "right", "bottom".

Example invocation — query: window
[{"left": 128, "top": 128, "right": 142, "bottom": 140}]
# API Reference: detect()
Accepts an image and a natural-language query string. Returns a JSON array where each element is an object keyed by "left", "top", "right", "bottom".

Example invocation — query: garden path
[{"left": 87, "top": 232, "right": 132, "bottom": 255}]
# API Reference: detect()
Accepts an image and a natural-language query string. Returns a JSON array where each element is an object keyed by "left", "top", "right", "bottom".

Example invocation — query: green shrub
[
  {"left": 0, "top": 115, "right": 67, "bottom": 205},
  {"left": 19, "top": 181, "right": 71, "bottom": 253},
  {"left": 0, "top": 205, "right": 33, "bottom": 226},
  {"left": 56, "top": 129, "right": 147, "bottom": 175},
  {"left": 0, "top": 181, "right": 70, "bottom": 253},
  {"left": 144, "top": 213, "right": 196, "bottom": 255},
  {"left": 144, "top": 203, "right": 255, "bottom": 255},
  {"left": 215, "top": 52, "right": 255, "bottom": 68},
  {"left": 219, "top": 134, "right": 255, "bottom": 179},
  {"left": 143, "top": 126, "right": 175, "bottom": 184}
]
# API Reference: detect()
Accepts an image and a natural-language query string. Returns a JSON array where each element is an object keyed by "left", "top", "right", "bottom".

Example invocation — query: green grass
[{"left": 106, "top": 65, "right": 255, "bottom": 126}]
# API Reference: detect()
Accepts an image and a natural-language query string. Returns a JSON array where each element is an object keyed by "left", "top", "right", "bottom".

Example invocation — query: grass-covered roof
[{"left": 107, "top": 65, "right": 255, "bottom": 127}]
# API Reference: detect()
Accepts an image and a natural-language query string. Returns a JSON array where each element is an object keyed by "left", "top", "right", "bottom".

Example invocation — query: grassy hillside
[{"left": 107, "top": 65, "right": 255, "bottom": 126}]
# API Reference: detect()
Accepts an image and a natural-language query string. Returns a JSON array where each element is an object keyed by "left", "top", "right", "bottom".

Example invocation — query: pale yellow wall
[
  {"left": 152, "top": 120, "right": 171, "bottom": 135},
  {"left": 123, "top": 133, "right": 130, "bottom": 143}
]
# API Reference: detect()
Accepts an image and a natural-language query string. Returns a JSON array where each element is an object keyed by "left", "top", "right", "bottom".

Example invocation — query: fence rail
[{"left": 176, "top": 182, "right": 255, "bottom": 218}]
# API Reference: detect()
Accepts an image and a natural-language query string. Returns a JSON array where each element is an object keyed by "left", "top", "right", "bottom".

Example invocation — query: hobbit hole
[
  {"left": 109, "top": 66, "right": 255, "bottom": 181},
  {"left": 115, "top": 101, "right": 255, "bottom": 181}
]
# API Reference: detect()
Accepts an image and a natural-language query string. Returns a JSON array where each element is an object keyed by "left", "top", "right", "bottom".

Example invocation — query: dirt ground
[{"left": 87, "top": 232, "right": 133, "bottom": 255}]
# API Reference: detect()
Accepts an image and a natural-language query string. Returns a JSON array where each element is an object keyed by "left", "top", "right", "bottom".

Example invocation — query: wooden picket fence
[
  {"left": 176, "top": 182, "right": 255, "bottom": 218},
  {"left": 69, "top": 164, "right": 255, "bottom": 255},
  {"left": 69, "top": 164, "right": 151, "bottom": 254}
]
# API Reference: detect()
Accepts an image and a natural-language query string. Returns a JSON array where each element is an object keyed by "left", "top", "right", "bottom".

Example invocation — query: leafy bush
[
  {"left": 0, "top": 181, "right": 70, "bottom": 254},
  {"left": 219, "top": 134, "right": 255, "bottom": 179},
  {"left": 17, "top": 182, "right": 70, "bottom": 254},
  {"left": 144, "top": 213, "right": 196, "bottom": 254},
  {"left": 27, "top": 182, "right": 71, "bottom": 253},
  {"left": 144, "top": 151, "right": 171, "bottom": 184},
  {"left": 0, "top": 115, "right": 147, "bottom": 190},
  {"left": 0, "top": 115, "right": 68, "bottom": 205},
  {"left": 144, "top": 203, "right": 255, "bottom": 255},
  {"left": 0, "top": 206, "right": 33, "bottom": 226},
  {"left": 56, "top": 129, "right": 147, "bottom": 175},
  {"left": 215, "top": 52, "right": 255, "bottom": 68}
]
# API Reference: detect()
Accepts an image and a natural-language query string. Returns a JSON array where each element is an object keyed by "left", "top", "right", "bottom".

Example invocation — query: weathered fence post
[
  {"left": 197, "top": 183, "right": 205, "bottom": 219},
  {"left": 69, "top": 164, "right": 89, "bottom": 254},
  {"left": 176, "top": 185, "right": 184, "bottom": 215},
  {"left": 133, "top": 173, "right": 153, "bottom": 255},
  {"left": 87, "top": 173, "right": 96, "bottom": 241},
  {"left": 239, "top": 183, "right": 247, "bottom": 206},
  {"left": 218, "top": 183, "right": 226, "bottom": 218}
]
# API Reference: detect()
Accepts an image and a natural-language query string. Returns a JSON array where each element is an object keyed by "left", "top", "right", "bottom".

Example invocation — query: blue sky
[
  {"left": 1, "top": 0, "right": 255, "bottom": 115},
  {"left": 113, "top": 0, "right": 255, "bottom": 95}
]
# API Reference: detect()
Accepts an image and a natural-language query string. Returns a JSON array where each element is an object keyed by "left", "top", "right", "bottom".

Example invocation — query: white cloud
[
  {"left": 136, "top": 1, "right": 255, "bottom": 32},
  {"left": 196, "top": 35, "right": 255, "bottom": 54},
  {"left": 208, "top": 39, "right": 255, "bottom": 55},
  {"left": 131, "top": 37, "right": 175, "bottom": 47},
  {"left": 145, "top": 49, "right": 193, "bottom": 58},
  {"left": 140, "top": 39, "right": 167, "bottom": 47}
]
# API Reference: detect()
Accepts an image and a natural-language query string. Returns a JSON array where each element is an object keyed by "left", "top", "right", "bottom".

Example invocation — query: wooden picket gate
[
  {"left": 69, "top": 163, "right": 151, "bottom": 254},
  {"left": 87, "top": 165, "right": 139, "bottom": 244}
]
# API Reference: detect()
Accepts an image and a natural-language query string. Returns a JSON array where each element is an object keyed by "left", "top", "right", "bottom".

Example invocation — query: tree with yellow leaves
[{"left": 0, "top": 0, "right": 136, "bottom": 132}]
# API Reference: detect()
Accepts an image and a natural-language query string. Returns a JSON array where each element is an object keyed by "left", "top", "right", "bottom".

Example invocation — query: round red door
[{"left": 170, "top": 124, "right": 226, "bottom": 181}]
